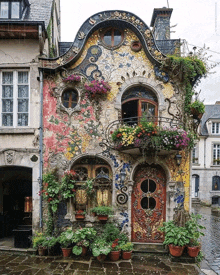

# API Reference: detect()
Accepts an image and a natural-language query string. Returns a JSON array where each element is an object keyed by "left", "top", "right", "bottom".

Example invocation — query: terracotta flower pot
[
  {"left": 81, "top": 246, "right": 88, "bottom": 256},
  {"left": 122, "top": 251, "right": 132, "bottom": 260},
  {"left": 75, "top": 214, "right": 85, "bottom": 220},
  {"left": 110, "top": 250, "right": 120, "bottom": 261},
  {"left": 38, "top": 247, "right": 47, "bottom": 256},
  {"left": 187, "top": 246, "right": 201, "bottom": 257},
  {"left": 168, "top": 244, "right": 185, "bottom": 257},
  {"left": 97, "top": 254, "right": 107, "bottom": 262},
  {"left": 97, "top": 215, "right": 108, "bottom": 222},
  {"left": 61, "top": 247, "right": 72, "bottom": 257}
]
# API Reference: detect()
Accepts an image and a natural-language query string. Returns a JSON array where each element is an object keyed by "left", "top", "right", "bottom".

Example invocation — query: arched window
[
  {"left": 212, "top": 176, "right": 220, "bottom": 191},
  {"left": 72, "top": 157, "right": 112, "bottom": 212},
  {"left": 121, "top": 86, "right": 158, "bottom": 124},
  {"left": 62, "top": 89, "right": 78, "bottom": 108}
]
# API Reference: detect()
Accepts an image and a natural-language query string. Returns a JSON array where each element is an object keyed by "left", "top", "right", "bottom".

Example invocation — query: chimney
[
  {"left": 150, "top": 7, "right": 173, "bottom": 40},
  {"left": 215, "top": 101, "right": 220, "bottom": 105}
]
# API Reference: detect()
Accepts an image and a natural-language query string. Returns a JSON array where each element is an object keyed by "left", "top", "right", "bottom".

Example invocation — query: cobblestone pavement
[
  {"left": 192, "top": 206, "right": 220, "bottom": 275},
  {"left": 0, "top": 252, "right": 200, "bottom": 275}
]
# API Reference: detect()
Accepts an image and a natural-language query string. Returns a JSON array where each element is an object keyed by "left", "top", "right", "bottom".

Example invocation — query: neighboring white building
[
  {"left": 192, "top": 101, "right": 220, "bottom": 205},
  {"left": 0, "top": 0, "right": 60, "bottom": 240}
]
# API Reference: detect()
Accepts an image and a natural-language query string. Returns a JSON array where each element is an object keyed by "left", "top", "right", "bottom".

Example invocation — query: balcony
[{"left": 100, "top": 116, "right": 192, "bottom": 156}]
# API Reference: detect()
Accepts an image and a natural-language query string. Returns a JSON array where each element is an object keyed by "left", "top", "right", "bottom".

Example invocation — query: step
[
  {"left": 0, "top": 246, "right": 37, "bottom": 255},
  {"left": 133, "top": 243, "right": 168, "bottom": 254}
]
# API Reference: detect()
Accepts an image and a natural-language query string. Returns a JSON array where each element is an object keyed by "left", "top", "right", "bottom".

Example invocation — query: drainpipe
[{"left": 39, "top": 69, "right": 44, "bottom": 228}]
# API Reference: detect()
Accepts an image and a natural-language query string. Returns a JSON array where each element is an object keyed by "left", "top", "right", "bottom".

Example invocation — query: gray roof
[
  {"left": 200, "top": 104, "right": 220, "bottom": 135},
  {"left": 0, "top": 0, "right": 53, "bottom": 29},
  {"left": 24, "top": 0, "right": 53, "bottom": 28}
]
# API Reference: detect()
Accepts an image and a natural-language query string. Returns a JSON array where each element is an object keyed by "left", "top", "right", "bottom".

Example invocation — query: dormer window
[
  {"left": 0, "top": 1, "right": 21, "bottom": 19},
  {"left": 212, "top": 122, "right": 220, "bottom": 134},
  {"left": 100, "top": 27, "right": 124, "bottom": 49}
]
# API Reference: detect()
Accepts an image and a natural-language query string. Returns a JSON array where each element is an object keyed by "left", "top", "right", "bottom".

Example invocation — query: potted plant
[
  {"left": 75, "top": 209, "right": 87, "bottom": 220},
  {"left": 91, "top": 206, "right": 114, "bottom": 222},
  {"left": 58, "top": 229, "right": 74, "bottom": 257},
  {"left": 84, "top": 80, "right": 111, "bottom": 99},
  {"left": 120, "top": 242, "right": 134, "bottom": 260},
  {"left": 32, "top": 233, "right": 47, "bottom": 256},
  {"left": 44, "top": 236, "right": 58, "bottom": 256},
  {"left": 72, "top": 227, "right": 97, "bottom": 256},
  {"left": 110, "top": 239, "right": 121, "bottom": 261},
  {"left": 91, "top": 238, "right": 111, "bottom": 262},
  {"left": 185, "top": 214, "right": 205, "bottom": 257},
  {"left": 189, "top": 100, "right": 205, "bottom": 119},
  {"left": 159, "top": 220, "right": 190, "bottom": 257}
]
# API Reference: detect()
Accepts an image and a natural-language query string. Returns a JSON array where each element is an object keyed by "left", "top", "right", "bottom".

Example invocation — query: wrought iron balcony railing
[{"left": 100, "top": 116, "right": 184, "bottom": 155}]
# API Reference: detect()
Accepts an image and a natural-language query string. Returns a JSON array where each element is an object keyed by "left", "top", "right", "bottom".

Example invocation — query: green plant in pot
[
  {"left": 120, "top": 242, "right": 134, "bottom": 260},
  {"left": 91, "top": 206, "right": 114, "bottom": 222},
  {"left": 91, "top": 237, "right": 111, "bottom": 261},
  {"left": 109, "top": 239, "right": 121, "bottom": 261},
  {"left": 32, "top": 233, "right": 48, "bottom": 256},
  {"left": 159, "top": 220, "right": 190, "bottom": 257},
  {"left": 189, "top": 100, "right": 205, "bottom": 119},
  {"left": 185, "top": 214, "right": 205, "bottom": 257},
  {"left": 58, "top": 229, "right": 74, "bottom": 257},
  {"left": 45, "top": 236, "right": 58, "bottom": 256},
  {"left": 72, "top": 227, "right": 97, "bottom": 256}
]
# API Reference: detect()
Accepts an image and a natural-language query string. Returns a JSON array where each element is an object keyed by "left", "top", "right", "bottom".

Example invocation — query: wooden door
[{"left": 131, "top": 165, "right": 166, "bottom": 243}]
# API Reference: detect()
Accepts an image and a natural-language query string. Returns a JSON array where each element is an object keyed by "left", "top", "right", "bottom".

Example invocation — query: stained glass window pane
[
  {"left": 0, "top": 2, "right": 9, "bottom": 18},
  {"left": 2, "top": 99, "right": 13, "bottom": 112},
  {"left": 122, "top": 86, "right": 158, "bottom": 102},
  {"left": 18, "top": 72, "right": 28, "bottom": 84},
  {"left": 18, "top": 99, "right": 28, "bottom": 112},
  {"left": 18, "top": 86, "right": 28, "bottom": 97},
  {"left": 11, "top": 2, "right": 20, "bottom": 19},
  {"left": 3, "top": 72, "right": 13, "bottom": 84},
  {"left": 2, "top": 114, "right": 13, "bottom": 126},
  {"left": 18, "top": 114, "right": 28, "bottom": 126},
  {"left": 3, "top": 86, "right": 13, "bottom": 98}
]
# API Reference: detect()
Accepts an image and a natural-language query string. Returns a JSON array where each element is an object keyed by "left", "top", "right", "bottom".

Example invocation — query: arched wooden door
[{"left": 131, "top": 165, "right": 166, "bottom": 243}]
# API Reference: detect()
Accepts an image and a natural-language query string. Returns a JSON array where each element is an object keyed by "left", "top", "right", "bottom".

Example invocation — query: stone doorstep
[
  {"left": 133, "top": 242, "right": 168, "bottom": 254},
  {"left": 0, "top": 246, "right": 37, "bottom": 255}
]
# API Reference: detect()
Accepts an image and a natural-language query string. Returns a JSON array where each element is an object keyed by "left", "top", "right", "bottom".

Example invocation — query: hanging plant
[
  {"left": 63, "top": 74, "right": 81, "bottom": 83},
  {"left": 60, "top": 170, "right": 76, "bottom": 200},
  {"left": 82, "top": 178, "right": 96, "bottom": 199},
  {"left": 84, "top": 80, "right": 111, "bottom": 99},
  {"left": 41, "top": 170, "right": 60, "bottom": 213},
  {"left": 161, "top": 55, "right": 207, "bottom": 114}
]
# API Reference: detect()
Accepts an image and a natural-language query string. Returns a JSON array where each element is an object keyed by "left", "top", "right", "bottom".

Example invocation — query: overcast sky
[{"left": 60, "top": 0, "right": 220, "bottom": 104}]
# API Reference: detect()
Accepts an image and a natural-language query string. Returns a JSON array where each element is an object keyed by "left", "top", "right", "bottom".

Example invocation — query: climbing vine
[{"left": 161, "top": 55, "right": 207, "bottom": 114}]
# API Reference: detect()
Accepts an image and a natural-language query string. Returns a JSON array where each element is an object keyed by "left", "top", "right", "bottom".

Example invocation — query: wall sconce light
[
  {"left": 120, "top": 168, "right": 126, "bottom": 184},
  {"left": 176, "top": 153, "right": 182, "bottom": 166}
]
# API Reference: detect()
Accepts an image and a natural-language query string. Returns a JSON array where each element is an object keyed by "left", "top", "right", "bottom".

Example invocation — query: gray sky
[{"left": 60, "top": 0, "right": 220, "bottom": 104}]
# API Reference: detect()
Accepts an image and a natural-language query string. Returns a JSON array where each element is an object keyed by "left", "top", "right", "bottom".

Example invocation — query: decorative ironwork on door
[{"left": 131, "top": 165, "right": 166, "bottom": 243}]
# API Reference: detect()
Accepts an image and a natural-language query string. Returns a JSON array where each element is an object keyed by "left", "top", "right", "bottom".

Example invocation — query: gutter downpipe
[{"left": 39, "top": 69, "right": 44, "bottom": 228}]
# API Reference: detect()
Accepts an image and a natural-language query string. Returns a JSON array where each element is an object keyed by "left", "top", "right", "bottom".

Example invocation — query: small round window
[
  {"left": 101, "top": 28, "right": 124, "bottom": 49},
  {"left": 62, "top": 89, "right": 78, "bottom": 108}
]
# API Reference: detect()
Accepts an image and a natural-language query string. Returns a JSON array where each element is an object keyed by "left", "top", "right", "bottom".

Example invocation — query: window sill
[
  {"left": 210, "top": 165, "right": 220, "bottom": 167},
  {"left": 0, "top": 128, "right": 35, "bottom": 134},
  {"left": 192, "top": 163, "right": 200, "bottom": 166}
]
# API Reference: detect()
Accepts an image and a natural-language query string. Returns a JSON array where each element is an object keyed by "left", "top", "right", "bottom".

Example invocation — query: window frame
[
  {"left": 0, "top": 69, "right": 30, "bottom": 127},
  {"left": 0, "top": 1, "right": 21, "bottom": 19},
  {"left": 61, "top": 88, "right": 78, "bottom": 109},
  {"left": 100, "top": 27, "right": 124, "bottom": 49},
  {"left": 212, "top": 122, "right": 220, "bottom": 135},
  {"left": 213, "top": 143, "right": 220, "bottom": 165}
]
